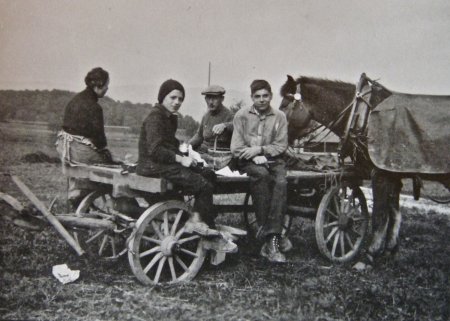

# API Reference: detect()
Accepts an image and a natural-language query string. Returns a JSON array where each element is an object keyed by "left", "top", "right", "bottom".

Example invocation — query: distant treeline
[{"left": 0, "top": 89, "right": 199, "bottom": 136}]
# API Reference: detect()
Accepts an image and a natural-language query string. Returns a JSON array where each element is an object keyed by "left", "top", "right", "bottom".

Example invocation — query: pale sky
[{"left": 1, "top": 0, "right": 449, "bottom": 120}]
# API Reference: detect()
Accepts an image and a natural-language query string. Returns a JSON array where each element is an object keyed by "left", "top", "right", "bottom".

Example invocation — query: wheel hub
[{"left": 160, "top": 236, "right": 177, "bottom": 256}]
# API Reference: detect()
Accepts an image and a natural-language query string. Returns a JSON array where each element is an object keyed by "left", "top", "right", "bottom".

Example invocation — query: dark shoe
[{"left": 260, "top": 235, "right": 287, "bottom": 263}]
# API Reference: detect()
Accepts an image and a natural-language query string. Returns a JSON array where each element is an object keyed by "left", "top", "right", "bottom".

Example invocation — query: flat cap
[{"left": 201, "top": 85, "right": 226, "bottom": 96}]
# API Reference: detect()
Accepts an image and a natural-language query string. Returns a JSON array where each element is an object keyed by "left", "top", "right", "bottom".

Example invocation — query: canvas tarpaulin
[{"left": 367, "top": 93, "right": 450, "bottom": 174}]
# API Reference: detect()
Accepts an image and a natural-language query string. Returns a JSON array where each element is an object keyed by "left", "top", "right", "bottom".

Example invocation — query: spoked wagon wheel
[
  {"left": 315, "top": 185, "right": 369, "bottom": 263},
  {"left": 75, "top": 191, "right": 134, "bottom": 259},
  {"left": 128, "top": 200, "right": 206, "bottom": 285},
  {"left": 243, "top": 193, "right": 292, "bottom": 240}
]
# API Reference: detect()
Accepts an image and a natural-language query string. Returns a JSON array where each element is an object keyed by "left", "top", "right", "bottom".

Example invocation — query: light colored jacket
[{"left": 231, "top": 105, "right": 288, "bottom": 158}]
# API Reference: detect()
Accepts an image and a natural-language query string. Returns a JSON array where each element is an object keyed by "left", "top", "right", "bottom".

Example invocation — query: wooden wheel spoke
[
  {"left": 175, "top": 255, "right": 189, "bottom": 272},
  {"left": 333, "top": 196, "right": 342, "bottom": 216},
  {"left": 98, "top": 235, "right": 109, "bottom": 255},
  {"left": 345, "top": 207, "right": 357, "bottom": 217},
  {"left": 339, "top": 231, "right": 345, "bottom": 255},
  {"left": 140, "top": 246, "right": 161, "bottom": 258},
  {"left": 170, "top": 210, "right": 183, "bottom": 236},
  {"left": 143, "top": 252, "right": 163, "bottom": 274},
  {"left": 175, "top": 227, "right": 186, "bottom": 239},
  {"left": 72, "top": 231, "right": 79, "bottom": 244},
  {"left": 151, "top": 221, "right": 164, "bottom": 240},
  {"left": 326, "top": 209, "right": 338, "bottom": 219},
  {"left": 168, "top": 257, "right": 177, "bottom": 281},
  {"left": 325, "top": 226, "right": 339, "bottom": 243},
  {"left": 345, "top": 232, "right": 355, "bottom": 250},
  {"left": 86, "top": 230, "right": 105, "bottom": 244},
  {"left": 111, "top": 237, "right": 117, "bottom": 257},
  {"left": 179, "top": 248, "right": 198, "bottom": 258},
  {"left": 331, "top": 231, "right": 340, "bottom": 257},
  {"left": 351, "top": 226, "right": 363, "bottom": 237},
  {"left": 324, "top": 221, "right": 339, "bottom": 228},
  {"left": 142, "top": 235, "right": 162, "bottom": 245},
  {"left": 177, "top": 235, "right": 200, "bottom": 244},
  {"left": 153, "top": 256, "right": 167, "bottom": 283},
  {"left": 163, "top": 211, "right": 169, "bottom": 236}
]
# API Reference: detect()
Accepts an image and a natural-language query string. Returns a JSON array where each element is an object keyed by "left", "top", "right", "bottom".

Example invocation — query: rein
[{"left": 286, "top": 81, "right": 368, "bottom": 148}]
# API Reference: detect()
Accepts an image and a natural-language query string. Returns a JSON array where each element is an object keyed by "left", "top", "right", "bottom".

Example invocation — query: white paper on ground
[
  {"left": 52, "top": 264, "right": 80, "bottom": 284},
  {"left": 215, "top": 166, "right": 247, "bottom": 177}
]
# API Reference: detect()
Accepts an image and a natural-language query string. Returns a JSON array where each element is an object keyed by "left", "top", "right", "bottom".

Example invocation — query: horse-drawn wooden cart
[{"left": 2, "top": 155, "right": 369, "bottom": 285}]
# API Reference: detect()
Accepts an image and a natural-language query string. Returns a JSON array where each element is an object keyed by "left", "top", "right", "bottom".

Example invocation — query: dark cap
[
  {"left": 158, "top": 79, "right": 185, "bottom": 103},
  {"left": 201, "top": 85, "right": 226, "bottom": 96},
  {"left": 250, "top": 79, "right": 272, "bottom": 95}
]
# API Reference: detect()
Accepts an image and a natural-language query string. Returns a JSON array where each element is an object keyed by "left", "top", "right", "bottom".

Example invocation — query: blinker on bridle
[{"left": 286, "top": 83, "right": 302, "bottom": 102}]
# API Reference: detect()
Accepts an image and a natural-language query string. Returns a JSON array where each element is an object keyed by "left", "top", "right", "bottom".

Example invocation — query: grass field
[{"left": 0, "top": 126, "right": 449, "bottom": 321}]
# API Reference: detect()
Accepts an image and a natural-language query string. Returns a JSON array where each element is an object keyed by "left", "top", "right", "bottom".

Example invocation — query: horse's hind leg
[
  {"left": 385, "top": 177, "right": 402, "bottom": 255},
  {"left": 367, "top": 170, "right": 391, "bottom": 258}
]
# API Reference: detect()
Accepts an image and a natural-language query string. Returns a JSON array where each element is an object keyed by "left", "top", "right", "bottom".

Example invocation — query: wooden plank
[
  {"left": 63, "top": 163, "right": 359, "bottom": 196},
  {"left": 64, "top": 165, "right": 168, "bottom": 194},
  {"left": 10, "top": 176, "right": 85, "bottom": 256},
  {"left": 0, "top": 191, "right": 25, "bottom": 212},
  {"left": 55, "top": 215, "right": 116, "bottom": 230}
]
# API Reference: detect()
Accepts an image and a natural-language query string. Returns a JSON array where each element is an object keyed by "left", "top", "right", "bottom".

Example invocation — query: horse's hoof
[{"left": 385, "top": 244, "right": 399, "bottom": 257}]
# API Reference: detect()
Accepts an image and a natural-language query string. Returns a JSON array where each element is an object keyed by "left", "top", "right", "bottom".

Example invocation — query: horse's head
[
  {"left": 279, "top": 75, "right": 313, "bottom": 144},
  {"left": 280, "top": 74, "right": 357, "bottom": 138}
]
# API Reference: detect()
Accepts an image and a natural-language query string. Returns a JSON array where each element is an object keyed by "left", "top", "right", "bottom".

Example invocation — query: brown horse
[{"left": 280, "top": 73, "right": 450, "bottom": 265}]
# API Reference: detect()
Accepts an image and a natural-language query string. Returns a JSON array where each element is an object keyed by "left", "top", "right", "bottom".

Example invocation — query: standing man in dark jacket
[
  {"left": 136, "top": 79, "right": 237, "bottom": 252},
  {"left": 56, "top": 67, "right": 113, "bottom": 208}
]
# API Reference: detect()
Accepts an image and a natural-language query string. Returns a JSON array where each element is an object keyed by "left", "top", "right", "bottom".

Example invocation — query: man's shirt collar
[{"left": 249, "top": 105, "right": 274, "bottom": 117}]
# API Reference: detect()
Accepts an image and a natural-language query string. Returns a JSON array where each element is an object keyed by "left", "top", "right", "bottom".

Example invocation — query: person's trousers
[
  {"left": 138, "top": 164, "right": 217, "bottom": 227},
  {"left": 238, "top": 158, "right": 287, "bottom": 238}
]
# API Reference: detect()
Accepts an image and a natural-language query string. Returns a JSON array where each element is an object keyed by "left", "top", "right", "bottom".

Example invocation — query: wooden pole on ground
[{"left": 10, "top": 175, "right": 85, "bottom": 256}]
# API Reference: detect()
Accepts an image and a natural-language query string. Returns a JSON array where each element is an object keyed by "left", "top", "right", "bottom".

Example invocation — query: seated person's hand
[
  {"left": 179, "top": 155, "right": 197, "bottom": 168},
  {"left": 239, "top": 146, "right": 261, "bottom": 160},
  {"left": 252, "top": 155, "right": 268, "bottom": 165},
  {"left": 212, "top": 123, "right": 226, "bottom": 135}
]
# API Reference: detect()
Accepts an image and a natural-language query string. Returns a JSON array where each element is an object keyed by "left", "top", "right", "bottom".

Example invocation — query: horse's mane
[
  {"left": 280, "top": 75, "right": 355, "bottom": 100},
  {"left": 299, "top": 76, "right": 355, "bottom": 91}
]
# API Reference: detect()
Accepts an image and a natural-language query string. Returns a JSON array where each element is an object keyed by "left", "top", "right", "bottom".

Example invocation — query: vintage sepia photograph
[{"left": 0, "top": 1, "right": 449, "bottom": 320}]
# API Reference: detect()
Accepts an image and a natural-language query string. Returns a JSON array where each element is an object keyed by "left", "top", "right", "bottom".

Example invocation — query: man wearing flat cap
[
  {"left": 231, "top": 79, "right": 290, "bottom": 263},
  {"left": 189, "top": 85, "right": 234, "bottom": 153}
]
